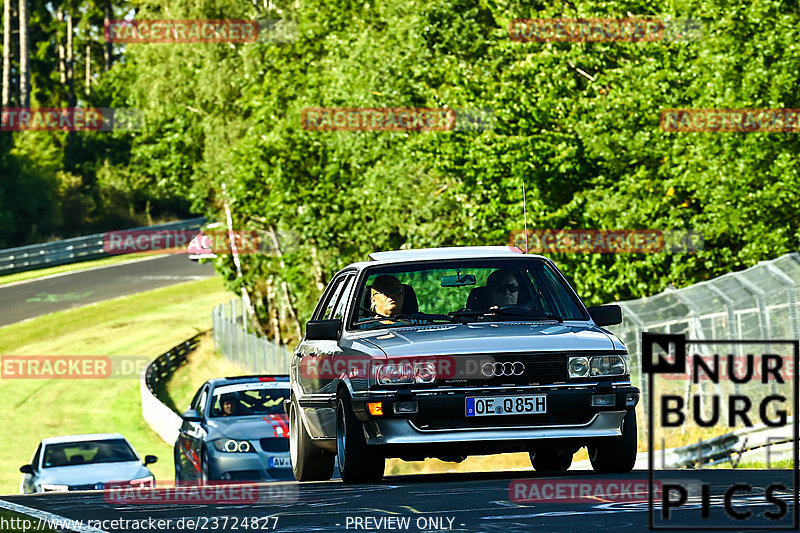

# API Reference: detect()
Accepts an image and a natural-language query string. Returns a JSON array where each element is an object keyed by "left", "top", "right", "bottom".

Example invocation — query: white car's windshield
[{"left": 42, "top": 439, "right": 137, "bottom": 468}]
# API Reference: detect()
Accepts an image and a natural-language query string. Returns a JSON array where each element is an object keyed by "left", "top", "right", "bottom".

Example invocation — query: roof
[
  {"left": 368, "top": 246, "right": 531, "bottom": 262},
  {"left": 41, "top": 433, "right": 126, "bottom": 445},
  {"left": 208, "top": 375, "right": 289, "bottom": 387}
]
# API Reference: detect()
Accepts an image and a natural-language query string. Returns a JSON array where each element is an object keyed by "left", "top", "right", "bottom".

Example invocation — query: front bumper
[
  {"left": 207, "top": 449, "right": 293, "bottom": 482},
  {"left": 350, "top": 383, "right": 638, "bottom": 455}
]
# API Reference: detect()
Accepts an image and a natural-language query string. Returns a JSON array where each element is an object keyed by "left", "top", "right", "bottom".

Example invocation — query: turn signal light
[{"left": 367, "top": 402, "right": 384, "bottom": 416}]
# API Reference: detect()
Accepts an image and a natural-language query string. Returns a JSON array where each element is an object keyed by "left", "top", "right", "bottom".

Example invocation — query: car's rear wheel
[
  {"left": 173, "top": 447, "right": 182, "bottom": 483},
  {"left": 589, "top": 410, "right": 638, "bottom": 473},
  {"left": 529, "top": 447, "right": 573, "bottom": 473},
  {"left": 336, "top": 395, "right": 384, "bottom": 483},
  {"left": 289, "top": 398, "right": 335, "bottom": 481}
]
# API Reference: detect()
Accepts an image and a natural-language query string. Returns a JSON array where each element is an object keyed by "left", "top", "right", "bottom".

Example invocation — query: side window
[
  {"left": 31, "top": 444, "right": 42, "bottom": 471},
  {"left": 194, "top": 386, "right": 209, "bottom": 418},
  {"left": 332, "top": 275, "right": 355, "bottom": 321},
  {"left": 319, "top": 276, "right": 347, "bottom": 320}
]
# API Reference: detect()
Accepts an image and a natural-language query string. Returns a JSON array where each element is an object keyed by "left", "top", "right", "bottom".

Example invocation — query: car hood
[
  {"left": 206, "top": 414, "right": 289, "bottom": 440},
  {"left": 355, "top": 322, "right": 619, "bottom": 356},
  {"left": 38, "top": 461, "right": 151, "bottom": 485}
]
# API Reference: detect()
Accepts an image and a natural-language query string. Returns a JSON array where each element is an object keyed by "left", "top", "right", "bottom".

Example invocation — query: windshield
[
  {"left": 42, "top": 439, "right": 138, "bottom": 468},
  {"left": 210, "top": 382, "right": 290, "bottom": 418},
  {"left": 350, "top": 258, "right": 586, "bottom": 330}
]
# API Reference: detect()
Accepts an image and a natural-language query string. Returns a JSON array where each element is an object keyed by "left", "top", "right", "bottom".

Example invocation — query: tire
[
  {"left": 589, "top": 410, "right": 638, "bottom": 474},
  {"left": 173, "top": 447, "right": 182, "bottom": 483},
  {"left": 529, "top": 447, "right": 573, "bottom": 473},
  {"left": 200, "top": 448, "right": 211, "bottom": 484},
  {"left": 289, "top": 398, "right": 335, "bottom": 481},
  {"left": 336, "top": 395, "right": 385, "bottom": 483}
]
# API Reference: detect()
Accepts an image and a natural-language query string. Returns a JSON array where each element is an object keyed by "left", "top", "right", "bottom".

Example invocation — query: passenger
[
  {"left": 369, "top": 275, "right": 405, "bottom": 317},
  {"left": 485, "top": 269, "right": 520, "bottom": 308}
]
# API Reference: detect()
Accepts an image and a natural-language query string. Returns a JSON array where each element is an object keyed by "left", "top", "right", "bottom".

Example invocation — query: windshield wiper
[{"left": 449, "top": 306, "right": 563, "bottom": 322}]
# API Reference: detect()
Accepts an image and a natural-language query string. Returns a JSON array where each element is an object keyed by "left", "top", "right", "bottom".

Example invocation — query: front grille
[
  {"left": 441, "top": 353, "right": 568, "bottom": 386},
  {"left": 69, "top": 483, "right": 98, "bottom": 491},
  {"left": 260, "top": 438, "right": 289, "bottom": 452}
]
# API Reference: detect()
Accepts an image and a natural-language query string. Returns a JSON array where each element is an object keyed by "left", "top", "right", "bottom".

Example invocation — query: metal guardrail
[
  {"left": 213, "top": 299, "right": 292, "bottom": 374},
  {"left": 0, "top": 217, "right": 206, "bottom": 274},
  {"left": 140, "top": 334, "right": 201, "bottom": 445}
]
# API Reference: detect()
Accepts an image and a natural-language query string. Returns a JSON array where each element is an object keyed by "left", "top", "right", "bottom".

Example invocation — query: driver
[
  {"left": 485, "top": 269, "right": 519, "bottom": 308},
  {"left": 220, "top": 393, "right": 240, "bottom": 416},
  {"left": 370, "top": 275, "right": 405, "bottom": 317}
]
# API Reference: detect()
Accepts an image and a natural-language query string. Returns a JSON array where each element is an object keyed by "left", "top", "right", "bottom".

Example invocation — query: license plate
[
  {"left": 269, "top": 456, "right": 291, "bottom": 468},
  {"left": 466, "top": 395, "right": 546, "bottom": 417}
]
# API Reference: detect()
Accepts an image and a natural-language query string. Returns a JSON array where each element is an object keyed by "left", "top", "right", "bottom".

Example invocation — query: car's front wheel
[
  {"left": 289, "top": 398, "right": 335, "bottom": 481},
  {"left": 200, "top": 448, "right": 211, "bottom": 484},
  {"left": 588, "top": 410, "right": 638, "bottom": 473},
  {"left": 336, "top": 395, "right": 384, "bottom": 483}
]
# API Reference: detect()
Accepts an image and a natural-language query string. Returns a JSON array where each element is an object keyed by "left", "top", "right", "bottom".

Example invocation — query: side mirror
[
  {"left": 587, "top": 305, "right": 622, "bottom": 326},
  {"left": 181, "top": 409, "right": 202, "bottom": 422},
  {"left": 144, "top": 455, "right": 158, "bottom": 466},
  {"left": 306, "top": 319, "right": 341, "bottom": 341},
  {"left": 20, "top": 464, "right": 34, "bottom": 475}
]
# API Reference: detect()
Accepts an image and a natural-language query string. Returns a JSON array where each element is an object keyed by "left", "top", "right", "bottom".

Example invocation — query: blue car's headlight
[{"left": 212, "top": 439, "right": 254, "bottom": 453}]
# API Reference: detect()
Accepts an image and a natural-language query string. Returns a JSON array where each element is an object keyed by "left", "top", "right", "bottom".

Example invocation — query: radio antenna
[{"left": 522, "top": 180, "right": 528, "bottom": 254}]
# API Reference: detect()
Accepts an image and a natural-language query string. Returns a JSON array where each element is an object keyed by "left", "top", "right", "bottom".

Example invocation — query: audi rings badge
[{"left": 481, "top": 362, "right": 525, "bottom": 377}]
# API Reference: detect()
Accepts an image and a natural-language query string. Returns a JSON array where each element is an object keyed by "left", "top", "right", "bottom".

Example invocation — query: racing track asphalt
[
  {"left": 0, "top": 255, "right": 216, "bottom": 327},
  {"left": 1, "top": 469, "right": 796, "bottom": 532}
]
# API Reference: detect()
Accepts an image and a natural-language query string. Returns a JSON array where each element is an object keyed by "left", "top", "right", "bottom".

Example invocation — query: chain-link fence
[
  {"left": 607, "top": 251, "right": 800, "bottom": 446},
  {"left": 212, "top": 298, "right": 292, "bottom": 374}
]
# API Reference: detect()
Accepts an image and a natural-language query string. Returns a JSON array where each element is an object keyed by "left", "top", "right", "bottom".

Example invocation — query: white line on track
[{"left": 0, "top": 497, "right": 109, "bottom": 533}]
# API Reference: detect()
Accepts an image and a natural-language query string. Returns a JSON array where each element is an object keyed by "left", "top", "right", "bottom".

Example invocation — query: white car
[
  {"left": 20, "top": 433, "right": 157, "bottom": 493},
  {"left": 187, "top": 222, "right": 224, "bottom": 261}
]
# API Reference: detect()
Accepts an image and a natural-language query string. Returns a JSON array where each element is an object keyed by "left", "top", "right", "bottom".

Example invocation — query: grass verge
[
  {"left": 0, "top": 509, "right": 59, "bottom": 532},
  {"left": 0, "top": 254, "right": 154, "bottom": 286},
  {"left": 0, "top": 276, "right": 232, "bottom": 495}
]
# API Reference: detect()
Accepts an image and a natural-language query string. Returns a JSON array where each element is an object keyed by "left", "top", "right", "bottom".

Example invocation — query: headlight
[
  {"left": 376, "top": 362, "right": 437, "bottom": 385},
  {"left": 590, "top": 355, "right": 628, "bottom": 376},
  {"left": 130, "top": 476, "right": 154, "bottom": 487},
  {"left": 568, "top": 357, "right": 589, "bottom": 378},
  {"left": 213, "top": 439, "right": 253, "bottom": 453},
  {"left": 41, "top": 484, "right": 69, "bottom": 492},
  {"left": 569, "top": 355, "right": 628, "bottom": 378}
]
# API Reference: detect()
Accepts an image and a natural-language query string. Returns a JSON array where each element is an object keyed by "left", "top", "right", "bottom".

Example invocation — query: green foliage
[{"left": 8, "top": 0, "right": 800, "bottom": 336}]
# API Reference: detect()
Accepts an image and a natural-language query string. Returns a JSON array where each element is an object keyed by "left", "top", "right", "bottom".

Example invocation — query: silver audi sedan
[{"left": 289, "top": 246, "right": 639, "bottom": 483}]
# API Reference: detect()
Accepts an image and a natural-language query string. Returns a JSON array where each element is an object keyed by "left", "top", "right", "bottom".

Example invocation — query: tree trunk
[
  {"left": 268, "top": 225, "right": 303, "bottom": 340},
  {"left": 266, "top": 279, "right": 281, "bottom": 345},
  {"left": 84, "top": 42, "right": 90, "bottom": 95},
  {"left": 102, "top": 0, "right": 112, "bottom": 71},
  {"left": 17, "top": 0, "right": 27, "bottom": 107},
  {"left": 2, "top": 0, "right": 12, "bottom": 106},
  {"left": 310, "top": 243, "right": 326, "bottom": 292},
  {"left": 66, "top": 12, "right": 74, "bottom": 106},
  {"left": 57, "top": 8, "right": 65, "bottom": 84}
]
